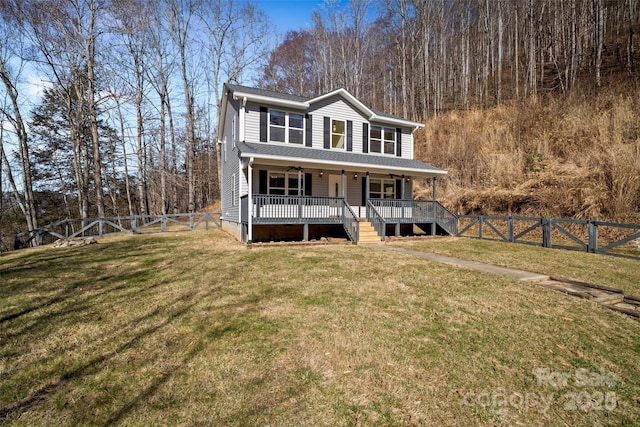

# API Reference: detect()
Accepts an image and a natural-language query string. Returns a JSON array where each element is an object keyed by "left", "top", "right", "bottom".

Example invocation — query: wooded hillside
[
  {"left": 416, "top": 85, "right": 640, "bottom": 223},
  {"left": 262, "top": 0, "right": 640, "bottom": 222}
]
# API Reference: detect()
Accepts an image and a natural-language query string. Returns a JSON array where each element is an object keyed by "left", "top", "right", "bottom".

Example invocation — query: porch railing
[
  {"left": 250, "top": 195, "right": 345, "bottom": 224},
  {"left": 367, "top": 201, "right": 387, "bottom": 241},
  {"left": 367, "top": 199, "right": 458, "bottom": 235},
  {"left": 341, "top": 200, "right": 360, "bottom": 243},
  {"left": 245, "top": 195, "right": 359, "bottom": 242}
]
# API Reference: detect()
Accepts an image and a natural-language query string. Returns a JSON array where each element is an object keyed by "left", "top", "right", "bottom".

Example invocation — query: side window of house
[
  {"left": 269, "top": 110, "right": 304, "bottom": 144},
  {"left": 223, "top": 136, "right": 227, "bottom": 162},
  {"left": 369, "top": 126, "right": 396, "bottom": 155},
  {"left": 232, "top": 116, "right": 236, "bottom": 148}
]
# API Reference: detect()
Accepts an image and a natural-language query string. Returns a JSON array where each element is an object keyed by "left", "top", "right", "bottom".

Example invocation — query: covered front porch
[
  {"left": 236, "top": 140, "right": 452, "bottom": 243},
  {"left": 239, "top": 192, "right": 456, "bottom": 244}
]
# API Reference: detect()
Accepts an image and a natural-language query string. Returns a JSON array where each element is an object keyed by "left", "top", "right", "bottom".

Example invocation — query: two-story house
[{"left": 217, "top": 83, "right": 456, "bottom": 244}]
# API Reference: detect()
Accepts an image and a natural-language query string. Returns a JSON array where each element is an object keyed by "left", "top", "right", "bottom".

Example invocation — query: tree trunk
[{"left": 85, "top": 0, "right": 105, "bottom": 217}]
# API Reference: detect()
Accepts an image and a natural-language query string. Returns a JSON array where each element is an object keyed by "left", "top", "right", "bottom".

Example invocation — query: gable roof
[
  {"left": 236, "top": 141, "right": 446, "bottom": 178},
  {"left": 223, "top": 83, "right": 424, "bottom": 130}
]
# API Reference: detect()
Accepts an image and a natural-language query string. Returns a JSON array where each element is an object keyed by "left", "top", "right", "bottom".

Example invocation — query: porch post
[
  {"left": 247, "top": 160, "right": 253, "bottom": 243},
  {"left": 341, "top": 170, "right": 346, "bottom": 218},
  {"left": 431, "top": 177, "right": 437, "bottom": 235},
  {"left": 297, "top": 167, "right": 302, "bottom": 219},
  {"left": 365, "top": 172, "right": 370, "bottom": 204},
  {"left": 400, "top": 175, "right": 406, "bottom": 221},
  {"left": 432, "top": 177, "right": 437, "bottom": 201}
]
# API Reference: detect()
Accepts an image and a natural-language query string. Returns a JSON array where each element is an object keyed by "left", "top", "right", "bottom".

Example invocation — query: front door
[
  {"left": 328, "top": 174, "right": 345, "bottom": 199},
  {"left": 328, "top": 174, "right": 344, "bottom": 215}
]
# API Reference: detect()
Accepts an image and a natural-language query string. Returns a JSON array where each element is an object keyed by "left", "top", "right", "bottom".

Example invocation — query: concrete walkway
[{"left": 372, "top": 244, "right": 550, "bottom": 282}]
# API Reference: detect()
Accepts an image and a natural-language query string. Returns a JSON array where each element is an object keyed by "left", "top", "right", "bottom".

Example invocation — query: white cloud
[{"left": 24, "top": 73, "right": 51, "bottom": 98}]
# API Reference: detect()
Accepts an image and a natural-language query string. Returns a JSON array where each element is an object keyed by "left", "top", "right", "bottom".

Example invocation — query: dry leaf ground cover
[{"left": 1, "top": 230, "right": 639, "bottom": 426}]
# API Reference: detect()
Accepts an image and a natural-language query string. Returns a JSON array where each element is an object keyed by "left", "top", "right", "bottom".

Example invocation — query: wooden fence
[
  {"left": 458, "top": 215, "right": 640, "bottom": 260},
  {"left": 14, "top": 213, "right": 221, "bottom": 249}
]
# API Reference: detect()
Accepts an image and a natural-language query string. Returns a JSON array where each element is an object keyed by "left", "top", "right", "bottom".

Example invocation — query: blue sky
[{"left": 255, "top": 0, "right": 333, "bottom": 35}]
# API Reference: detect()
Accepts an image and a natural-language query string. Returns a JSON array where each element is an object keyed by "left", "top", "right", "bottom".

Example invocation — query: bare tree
[{"left": 0, "top": 21, "right": 38, "bottom": 235}]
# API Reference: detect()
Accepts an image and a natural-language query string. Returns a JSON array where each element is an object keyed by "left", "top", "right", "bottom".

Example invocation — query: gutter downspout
[
  {"left": 239, "top": 96, "right": 247, "bottom": 142},
  {"left": 248, "top": 157, "right": 253, "bottom": 244}
]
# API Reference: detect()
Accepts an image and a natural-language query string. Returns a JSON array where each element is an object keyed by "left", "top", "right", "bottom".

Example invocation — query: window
[
  {"left": 369, "top": 178, "right": 395, "bottom": 199},
  {"left": 288, "top": 113, "right": 304, "bottom": 144},
  {"left": 231, "top": 173, "right": 237, "bottom": 206},
  {"left": 268, "top": 171, "right": 305, "bottom": 195},
  {"left": 370, "top": 126, "right": 396, "bottom": 155},
  {"left": 223, "top": 136, "right": 227, "bottom": 162},
  {"left": 231, "top": 116, "right": 237, "bottom": 148},
  {"left": 331, "top": 119, "right": 345, "bottom": 149},
  {"left": 269, "top": 110, "right": 304, "bottom": 144}
]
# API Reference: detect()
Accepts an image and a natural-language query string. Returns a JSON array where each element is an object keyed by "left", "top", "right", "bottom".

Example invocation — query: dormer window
[
  {"left": 370, "top": 126, "right": 396, "bottom": 155},
  {"left": 269, "top": 110, "right": 304, "bottom": 144}
]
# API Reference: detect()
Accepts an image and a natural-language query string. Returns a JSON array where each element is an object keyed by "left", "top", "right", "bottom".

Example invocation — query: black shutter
[
  {"left": 259, "top": 170, "right": 268, "bottom": 194},
  {"left": 396, "top": 128, "right": 402, "bottom": 157},
  {"left": 323, "top": 116, "right": 330, "bottom": 149},
  {"left": 305, "top": 114, "right": 312, "bottom": 147},
  {"left": 361, "top": 176, "right": 367, "bottom": 205},
  {"left": 346, "top": 120, "right": 353, "bottom": 151},
  {"left": 259, "top": 107, "right": 268, "bottom": 142},
  {"left": 305, "top": 173, "right": 312, "bottom": 196},
  {"left": 362, "top": 123, "right": 369, "bottom": 153},
  {"left": 395, "top": 179, "right": 402, "bottom": 199}
]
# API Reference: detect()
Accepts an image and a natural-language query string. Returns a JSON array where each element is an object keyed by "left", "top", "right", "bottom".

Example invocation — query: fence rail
[
  {"left": 458, "top": 215, "right": 640, "bottom": 260},
  {"left": 14, "top": 213, "right": 221, "bottom": 249}
]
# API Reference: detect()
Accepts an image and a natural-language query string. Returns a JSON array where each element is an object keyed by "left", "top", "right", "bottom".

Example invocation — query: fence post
[
  {"left": 131, "top": 218, "right": 137, "bottom": 233},
  {"left": 190, "top": 213, "right": 194, "bottom": 230},
  {"left": 588, "top": 217, "right": 599, "bottom": 253},
  {"left": 508, "top": 215, "right": 514, "bottom": 242},
  {"left": 99, "top": 220, "right": 104, "bottom": 237},
  {"left": 542, "top": 218, "right": 552, "bottom": 248},
  {"left": 478, "top": 216, "right": 483, "bottom": 239},
  {"left": 205, "top": 213, "right": 209, "bottom": 230},
  {"left": 161, "top": 216, "right": 167, "bottom": 232}
]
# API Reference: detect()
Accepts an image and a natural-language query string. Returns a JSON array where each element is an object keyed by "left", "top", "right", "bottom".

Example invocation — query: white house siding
[
  {"left": 244, "top": 102, "right": 261, "bottom": 143},
  {"left": 221, "top": 97, "right": 241, "bottom": 223},
  {"left": 308, "top": 95, "right": 367, "bottom": 152},
  {"left": 241, "top": 96, "right": 416, "bottom": 162}
]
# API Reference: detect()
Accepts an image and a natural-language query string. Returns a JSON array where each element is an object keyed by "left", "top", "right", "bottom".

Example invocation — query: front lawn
[{"left": 1, "top": 230, "right": 638, "bottom": 426}]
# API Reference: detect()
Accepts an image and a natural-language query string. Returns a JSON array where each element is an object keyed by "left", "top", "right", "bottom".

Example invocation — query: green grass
[
  {"left": 1, "top": 230, "right": 639, "bottom": 426},
  {"left": 389, "top": 236, "right": 640, "bottom": 295}
]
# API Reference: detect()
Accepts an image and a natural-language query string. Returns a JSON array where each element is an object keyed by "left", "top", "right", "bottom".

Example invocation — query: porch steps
[{"left": 358, "top": 221, "right": 382, "bottom": 244}]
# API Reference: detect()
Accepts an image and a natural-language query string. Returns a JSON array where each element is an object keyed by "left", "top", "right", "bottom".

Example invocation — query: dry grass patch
[
  {"left": 416, "top": 87, "right": 640, "bottom": 223},
  {"left": 1, "top": 230, "right": 639, "bottom": 426}
]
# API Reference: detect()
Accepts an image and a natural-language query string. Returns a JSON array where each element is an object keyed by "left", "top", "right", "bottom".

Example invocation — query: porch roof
[{"left": 237, "top": 141, "right": 447, "bottom": 178}]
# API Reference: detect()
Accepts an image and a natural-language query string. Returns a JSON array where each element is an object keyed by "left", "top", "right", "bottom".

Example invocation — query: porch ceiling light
[
  {"left": 319, "top": 170, "right": 323, "bottom": 177},
  {"left": 354, "top": 173, "right": 358, "bottom": 179}
]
